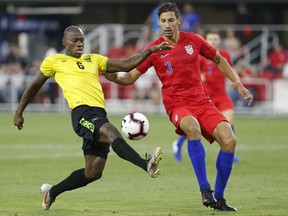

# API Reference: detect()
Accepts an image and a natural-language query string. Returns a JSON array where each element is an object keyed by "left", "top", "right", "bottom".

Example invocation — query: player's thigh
[
  {"left": 82, "top": 138, "right": 110, "bottom": 160},
  {"left": 221, "top": 109, "right": 235, "bottom": 126},
  {"left": 71, "top": 106, "right": 110, "bottom": 142},
  {"left": 98, "top": 122, "right": 122, "bottom": 144},
  {"left": 212, "top": 121, "right": 236, "bottom": 152},
  {"left": 179, "top": 115, "right": 201, "bottom": 140}
]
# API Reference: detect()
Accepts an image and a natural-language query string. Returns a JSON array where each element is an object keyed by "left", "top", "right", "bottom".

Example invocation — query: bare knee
[
  {"left": 220, "top": 135, "right": 237, "bottom": 152},
  {"left": 185, "top": 125, "right": 201, "bottom": 139},
  {"left": 85, "top": 170, "right": 103, "bottom": 182},
  {"left": 84, "top": 155, "right": 106, "bottom": 182},
  {"left": 213, "top": 121, "right": 237, "bottom": 152},
  {"left": 180, "top": 116, "right": 201, "bottom": 140}
]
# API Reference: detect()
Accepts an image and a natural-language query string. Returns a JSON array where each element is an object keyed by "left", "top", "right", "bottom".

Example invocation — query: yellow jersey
[{"left": 40, "top": 53, "right": 108, "bottom": 109}]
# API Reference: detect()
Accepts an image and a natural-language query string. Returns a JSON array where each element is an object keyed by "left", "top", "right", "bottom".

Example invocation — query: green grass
[{"left": 1, "top": 112, "right": 288, "bottom": 216}]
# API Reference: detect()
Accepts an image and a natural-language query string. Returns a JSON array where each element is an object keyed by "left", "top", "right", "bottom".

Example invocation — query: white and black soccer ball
[{"left": 121, "top": 112, "right": 150, "bottom": 140}]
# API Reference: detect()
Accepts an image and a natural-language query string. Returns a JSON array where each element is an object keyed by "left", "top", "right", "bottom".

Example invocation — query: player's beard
[{"left": 163, "top": 29, "right": 173, "bottom": 38}]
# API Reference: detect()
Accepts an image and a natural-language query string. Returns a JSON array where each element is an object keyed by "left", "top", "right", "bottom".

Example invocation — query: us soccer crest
[{"left": 185, "top": 45, "right": 193, "bottom": 55}]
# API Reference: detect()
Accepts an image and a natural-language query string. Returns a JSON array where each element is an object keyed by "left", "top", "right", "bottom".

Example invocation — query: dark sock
[
  {"left": 112, "top": 137, "right": 147, "bottom": 171},
  {"left": 49, "top": 168, "right": 92, "bottom": 199}
]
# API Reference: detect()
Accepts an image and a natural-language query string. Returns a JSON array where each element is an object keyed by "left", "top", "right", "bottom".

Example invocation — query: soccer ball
[{"left": 121, "top": 112, "right": 150, "bottom": 140}]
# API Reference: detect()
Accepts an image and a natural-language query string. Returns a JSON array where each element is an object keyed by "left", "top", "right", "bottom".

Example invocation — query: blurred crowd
[
  {"left": 1, "top": 2, "right": 287, "bottom": 108},
  {"left": 108, "top": 2, "right": 288, "bottom": 108},
  {"left": 0, "top": 43, "right": 58, "bottom": 104}
]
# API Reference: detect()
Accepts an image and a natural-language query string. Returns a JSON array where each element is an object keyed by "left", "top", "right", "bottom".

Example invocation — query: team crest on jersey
[
  {"left": 84, "top": 57, "right": 91, "bottom": 62},
  {"left": 185, "top": 45, "right": 193, "bottom": 55}
]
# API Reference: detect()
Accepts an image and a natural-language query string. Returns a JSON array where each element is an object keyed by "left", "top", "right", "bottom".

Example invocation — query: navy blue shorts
[{"left": 71, "top": 105, "right": 110, "bottom": 159}]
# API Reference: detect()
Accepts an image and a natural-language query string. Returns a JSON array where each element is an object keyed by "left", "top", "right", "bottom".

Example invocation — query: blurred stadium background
[{"left": 0, "top": 0, "right": 287, "bottom": 115}]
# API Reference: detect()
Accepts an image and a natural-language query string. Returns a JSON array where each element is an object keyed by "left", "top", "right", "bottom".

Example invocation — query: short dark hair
[{"left": 157, "top": 2, "right": 180, "bottom": 18}]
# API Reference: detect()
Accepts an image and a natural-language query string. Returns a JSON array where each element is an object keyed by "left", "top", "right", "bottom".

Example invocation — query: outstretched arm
[
  {"left": 104, "top": 69, "right": 142, "bottom": 85},
  {"left": 212, "top": 52, "right": 254, "bottom": 106},
  {"left": 106, "top": 42, "right": 172, "bottom": 73},
  {"left": 14, "top": 72, "right": 49, "bottom": 130}
]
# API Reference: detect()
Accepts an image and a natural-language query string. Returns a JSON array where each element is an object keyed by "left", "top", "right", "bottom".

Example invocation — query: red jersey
[
  {"left": 268, "top": 50, "right": 287, "bottom": 68},
  {"left": 136, "top": 32, "right": 216, "bottom": 114},
  {"left": 199, "top": 50, "right": 232, "bottom": 100}
]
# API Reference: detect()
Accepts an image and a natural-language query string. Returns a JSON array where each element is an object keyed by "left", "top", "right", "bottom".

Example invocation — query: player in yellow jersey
[{"left": 13, "top": 25, "right": 172, "bottom": 211}]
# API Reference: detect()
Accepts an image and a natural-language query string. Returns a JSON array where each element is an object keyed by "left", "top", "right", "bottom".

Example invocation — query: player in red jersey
[
  {"left": 105, "top": 2, "right": 253, "bottom": 211},
  {"left": 172, "top": 32, "right": 240, "bottom": 163},
  {"left": 201, "top": 33, "right": 235, "bottom": 116}
]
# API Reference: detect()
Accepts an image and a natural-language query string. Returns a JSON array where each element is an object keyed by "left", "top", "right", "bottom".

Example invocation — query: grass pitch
[{"left": 0, "top": 112, "right": 288, "bottom": 216}]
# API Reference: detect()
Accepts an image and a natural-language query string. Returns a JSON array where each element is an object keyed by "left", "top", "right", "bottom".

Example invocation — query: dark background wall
[{"left": 0, "top": 1, "right": 287, "bottom": 25}]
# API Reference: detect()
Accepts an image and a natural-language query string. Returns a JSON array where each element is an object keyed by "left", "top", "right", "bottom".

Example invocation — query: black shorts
[{"left": 71, "top": 105, "right": 110, "bottom": 159}]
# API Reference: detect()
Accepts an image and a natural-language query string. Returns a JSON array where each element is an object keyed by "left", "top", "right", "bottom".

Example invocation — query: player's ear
[
  {"left": 178, "top": 16, "right": 182, "bottom": 25},
  {"left": 62, "top": 39, "right": 66, "bottom": 47}
]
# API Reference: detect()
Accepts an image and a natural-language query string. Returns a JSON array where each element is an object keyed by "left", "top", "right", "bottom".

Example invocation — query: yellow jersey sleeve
[
  {"left": 40, "top": 56, "right": 55, "bottom": 78},
  {"left": 91, "top": 54, "right": 108, "bottom": 73}
]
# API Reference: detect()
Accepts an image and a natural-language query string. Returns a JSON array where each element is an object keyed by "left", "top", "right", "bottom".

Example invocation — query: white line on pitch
[{"left": 0, "top": 144, "right": 287, "bottom": 160}]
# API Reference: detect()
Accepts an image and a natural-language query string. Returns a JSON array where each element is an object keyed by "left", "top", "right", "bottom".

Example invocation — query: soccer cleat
[
  {"left": 146, "top": 147, "right": 163, "bottom": 178},
  {"left": 40, "top": 183, "right": 55, "bottom": 210},
  {"left": 201, "top": 189, "right": 217, "bottom": 208},
  {"left": 214, "top": 198, "right": 237, "bottom": 211},
  {"left": 172, "top": 140, "right": 182, "bottom": 162}
]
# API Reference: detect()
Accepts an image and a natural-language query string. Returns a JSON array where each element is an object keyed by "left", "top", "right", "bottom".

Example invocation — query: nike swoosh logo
[
  {"left": 91, "top": 117, "right": 98, "bottom": 122},
  {"left": 160, "top": 53, "right": 169, "bottom": 59},
  {"left": 149, "top": 162, "right": 155, "bottom": 171}
]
